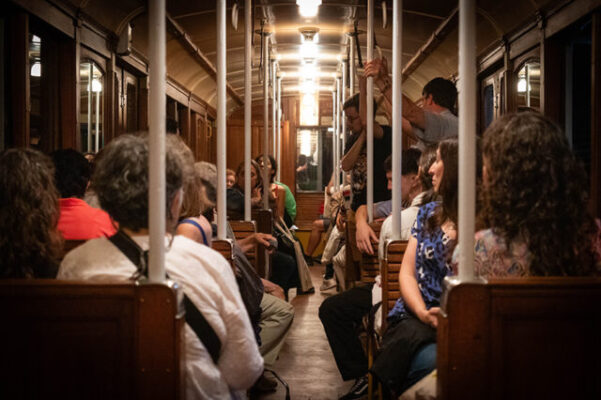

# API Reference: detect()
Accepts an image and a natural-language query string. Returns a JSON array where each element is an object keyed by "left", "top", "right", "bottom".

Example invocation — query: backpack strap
[{"left": 109, "top": 231, "right": 222, "bottom": 363}]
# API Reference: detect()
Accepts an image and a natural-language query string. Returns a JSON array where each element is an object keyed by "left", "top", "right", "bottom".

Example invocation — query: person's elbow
[{"left": 220, "top": 343, "right": 264, "bottom": 390}]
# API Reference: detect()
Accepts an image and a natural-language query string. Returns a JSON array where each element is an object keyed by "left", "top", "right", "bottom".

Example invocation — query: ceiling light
[
  {"left": 297, "top": 0, "right": 322, "bottom": 17},
  {"left": 30, "top": 62, "right": 41, "bottom": 77},
  {"left": 300, "top": 42, "right": 317, "bottom": 59}
]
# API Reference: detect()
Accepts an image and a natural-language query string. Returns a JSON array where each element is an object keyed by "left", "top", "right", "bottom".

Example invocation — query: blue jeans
[{"left": 401, "top": 343, "right": 437, "bottom": 393}]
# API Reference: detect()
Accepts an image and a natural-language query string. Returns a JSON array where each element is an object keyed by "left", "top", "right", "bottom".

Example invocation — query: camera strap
[{"left": 109, "top": 230, "right": 222, "bottom": 364}]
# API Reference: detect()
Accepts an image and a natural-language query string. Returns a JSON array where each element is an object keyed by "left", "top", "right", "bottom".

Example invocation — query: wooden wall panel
[
  {"left": 295, "top": 192, "right": 323, "bottom": 230},
  {"left": 591, "top": 11, "right": 601, "bottom": 218},
  {"left": 8, "top": 12, "right": 29, "bottom": 147}
]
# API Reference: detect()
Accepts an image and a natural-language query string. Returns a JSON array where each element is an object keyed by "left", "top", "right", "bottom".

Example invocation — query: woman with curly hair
[
  {"left": 476, "top": 112, "right": 601, "bottom": 277},
  {"left": 0, "top": 148, "right": 63, "bottom": 278}
]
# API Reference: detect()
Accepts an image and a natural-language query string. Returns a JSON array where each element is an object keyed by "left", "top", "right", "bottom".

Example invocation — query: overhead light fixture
[
  {"left": 300, "top": 41, "right": 317, "bottom": 59},
  {"left": 91, "top": 78, "right": 103, "bottom": 93},
  {"left": 30, "top": 62, "right": 41, "bottom": 77},
  {"left": 297, "top": 0, "right": 322, "bottom": 18}
]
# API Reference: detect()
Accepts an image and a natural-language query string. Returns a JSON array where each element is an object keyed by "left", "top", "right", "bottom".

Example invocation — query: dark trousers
[
  {"left": 271, "top": 250, "right": 299, "bottom": 292},
  {"left": 370, "top": 314, "right": 436, "bottom": 394},
  {"left": 318, "top": 284, "right": 373, "bottom": 381}
]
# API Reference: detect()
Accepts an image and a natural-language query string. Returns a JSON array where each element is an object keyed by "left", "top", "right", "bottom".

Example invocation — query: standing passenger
[
  {"left": 0, "top": 149, "right": 62, "bottom": 278},
  {"left": 58, "top": 135, "right": 263, "bottom": 399}
]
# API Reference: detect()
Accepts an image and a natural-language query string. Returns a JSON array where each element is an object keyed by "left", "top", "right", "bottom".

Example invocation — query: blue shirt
[{"left": 388, "top": 201, "right": 453, "bottom": 323}]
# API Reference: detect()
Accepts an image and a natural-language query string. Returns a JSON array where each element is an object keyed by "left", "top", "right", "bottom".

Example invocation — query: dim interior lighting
[
  {"left": 300, "top": 94, "right": 319, "bottom": 125},
  {"left": 300, "top": 79, "right": 316, "bottom": 94},
  {"left": 91, "top": 79, "right": 103, "bottom": 93},
  {"left": 30, "top": 62, "right": 41, "bottom": 77},
  {"left": 300, "top": 41, "right": 317, "bottom": 59},
  {"left": 517, "top": 78, "right": 530, "bottom": 93},
  {"left": 296, "top": 0, "right": 322, "bottom": 17}
]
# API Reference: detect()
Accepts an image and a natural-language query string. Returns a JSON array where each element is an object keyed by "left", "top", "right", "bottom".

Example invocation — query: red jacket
[{"left": 58, "top": 198, "right": 117, "bottom": 240}]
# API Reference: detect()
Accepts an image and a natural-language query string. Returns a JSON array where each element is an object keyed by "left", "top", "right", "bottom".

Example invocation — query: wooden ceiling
[{"left": 61, "top": 0, "right": 564, "bottom": 114}]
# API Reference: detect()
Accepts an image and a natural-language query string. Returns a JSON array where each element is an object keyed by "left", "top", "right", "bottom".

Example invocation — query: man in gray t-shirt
[{"left": 365, "top": 58, "right": 458, "bottom": 149}]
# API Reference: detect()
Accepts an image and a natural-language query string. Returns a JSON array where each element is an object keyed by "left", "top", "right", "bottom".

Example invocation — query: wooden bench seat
[
  {"left": 229, "top": 220, "right": 259, "bottom": 272},
  {"left": 252, "top": 209, "right": 274, "bottom": 279},
  {"left": 381, "top": 240, "right": 408, "bottom": 331},
  {"left": 437, "top": 277, "right": 601, "bottom": 399},
  {"left": 0, "top": 280, "right": 185, "bottom": 400}
]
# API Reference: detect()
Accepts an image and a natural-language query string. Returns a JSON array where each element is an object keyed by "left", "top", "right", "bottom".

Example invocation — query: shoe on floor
[
  {"left": 339, "top": 375, "right": 369, "bottom": 400},
  {"left": 320, "top": 278, "right": 337, "bottom": 291},
  {"left": 297, "top": 286, "right": 315, "bottom": 295},
  {"left": 251, "top": 373, "right": 278, "bottom": 393},
  {"left": 304, "top": 255, "right": 314, "bottom": 266}
]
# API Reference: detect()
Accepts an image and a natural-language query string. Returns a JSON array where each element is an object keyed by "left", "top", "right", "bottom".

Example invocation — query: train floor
[{"left": 257, "top": 263, "right": 355, "bottom": 400}]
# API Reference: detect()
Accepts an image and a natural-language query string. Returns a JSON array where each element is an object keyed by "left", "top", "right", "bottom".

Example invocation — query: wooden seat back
[
  {"left": 359, "top": 220, "right": 384, "bottom": 284},
  {"left": 0, "top": 280, "right": 185, "bottom": 400},
  {"left": 381, "top": 240, "right": 408, "bottom": 331},
  {"left": 212, "top": 239, "right": 235, "bottom": 266},
  {"left": 229, "top": 220, "right": 258, "bottom": 271},
  {"left": 252, "top": 209, "right": 273, "bottom": 278},
  {"left": 437, "top": 277, "right": 601, "bottom": 400}
]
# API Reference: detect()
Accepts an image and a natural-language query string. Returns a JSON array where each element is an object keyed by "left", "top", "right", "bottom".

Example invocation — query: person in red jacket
[{"left": 51, "top": 149, "right": 116, "bottom": 240}]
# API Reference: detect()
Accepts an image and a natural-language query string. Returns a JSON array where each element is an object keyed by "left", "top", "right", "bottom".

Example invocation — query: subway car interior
[{"left": 1, "top": 0, "right": 601, "bottom": 399}]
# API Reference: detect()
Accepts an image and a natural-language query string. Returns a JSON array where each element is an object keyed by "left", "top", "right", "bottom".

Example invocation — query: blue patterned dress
[{"left": 388, "top": 201, "right": 453, "bottom": 323}]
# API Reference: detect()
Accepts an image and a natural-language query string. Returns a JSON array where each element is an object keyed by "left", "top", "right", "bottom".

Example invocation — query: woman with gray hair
[{"left": 58, "top": 134, "right": 263, "bottom": 399}]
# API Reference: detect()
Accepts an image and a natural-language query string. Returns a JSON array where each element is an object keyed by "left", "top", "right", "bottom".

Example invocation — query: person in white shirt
[{"left": 59, "top": 134, "right": 263, "bottom": 400}]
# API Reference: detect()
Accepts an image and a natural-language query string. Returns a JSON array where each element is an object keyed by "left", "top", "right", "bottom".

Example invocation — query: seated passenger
[
  {"left": 370, "top": 138, "right": 474, "bottom": 397},
  {"left": 51, "top": 149, "right": 116, "bottom": 240},
  {"left": 256, "top": 154, "right": 296, "bottom": 225},
  {"left": 58, "top": 134, "right": 263, "bottom": 399},
  {"left": 0, "top": 149, "right": 62, "bottom": 278},
  {"left": 474, "top": 112, "right": 601, "bottom": 276},
  {"left": 226, "top": 168, "right": 236, "bottom": 188},
  {"left": 193, "top": 160, "right": 294, "bottom": 393},
  {"left": 228, "top": 160, "right": 301, "bottom": 295},
  {"left": 319, "top": 148, "right": 434, "bottom": 400}
]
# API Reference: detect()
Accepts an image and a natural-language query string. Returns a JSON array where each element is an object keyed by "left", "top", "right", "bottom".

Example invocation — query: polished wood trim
[{"left": 8, "top": 12, "right": 29, "bottom": 147}]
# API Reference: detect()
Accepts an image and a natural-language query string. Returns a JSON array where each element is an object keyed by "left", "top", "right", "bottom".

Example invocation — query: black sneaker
[{"left": 339, "top": 375, "right": 368, "bottom": 400}]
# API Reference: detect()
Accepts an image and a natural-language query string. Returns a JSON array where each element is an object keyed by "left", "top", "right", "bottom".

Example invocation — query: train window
[
  {"left": 296, "top": 127, "right": 331, "bottom": 192},
  {"left": 79, "top": 61, "right": 104, "bottom": 153},
  {"left": 28, "top": 33, "right": 42, "bottom": 148},
  {"left": 516, "top": 61, "right": 540, "bottom": 110}
]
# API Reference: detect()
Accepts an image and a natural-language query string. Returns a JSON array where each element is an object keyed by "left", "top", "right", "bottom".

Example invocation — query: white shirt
[
  {"left": 377, "top": 192, "right": 426, "bottom": 259},
  {"left": 59, "top": 235, "right": 263, "bottom": 400}
]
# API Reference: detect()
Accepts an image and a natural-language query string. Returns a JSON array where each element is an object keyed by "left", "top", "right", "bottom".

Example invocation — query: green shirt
[{"left": 276, "top": 181, "right": 296, "bottom": 221}]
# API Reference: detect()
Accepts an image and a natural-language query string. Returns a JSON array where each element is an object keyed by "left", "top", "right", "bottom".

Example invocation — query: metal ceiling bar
[
  {"left": 148, "top": 0, "right": 166, "bottom": 282},
  {"left": 336, "top": 77, "right": 341, "bottom": 189},
  {"left": 391, "top": 0, "right": 403, "bottom": 238},
  {"left": 349, "top": 34, "right": 355, "bottom": 95},
  {"left": 342, "top": 60, "right": 347, "bottom": 156},
  {"left": 367, "top": 0, "right": 374, "bottom": 222},
  {"left": 457, "top": 0, "right": 477, "bottom": 281},
  {"left": 244, "top": 0, "right": 252, "bottom": 221},
  {"left": 166, "top": 14, "right": 243, "bottom": 106}
]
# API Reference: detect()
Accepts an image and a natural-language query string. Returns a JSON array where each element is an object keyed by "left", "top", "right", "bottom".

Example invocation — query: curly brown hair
[
  {"left": 0, "top": 148, "right": 62, "bottom": 278},
  {"left": 482, "top": 112, "right": 597, "bottom": 276}
]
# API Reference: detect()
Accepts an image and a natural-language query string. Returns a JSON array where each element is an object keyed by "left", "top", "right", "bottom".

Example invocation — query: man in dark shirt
[{"left": 340, "top": 78, "right": 392, "bottom": 212}]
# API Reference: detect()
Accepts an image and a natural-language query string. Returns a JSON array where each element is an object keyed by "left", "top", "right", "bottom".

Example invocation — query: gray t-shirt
[{"left": 412, "top": 109, "right": 458, "bottom": 149}]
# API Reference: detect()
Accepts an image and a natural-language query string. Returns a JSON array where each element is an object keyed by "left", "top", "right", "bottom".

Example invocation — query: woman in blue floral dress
[{"left": 371, "top": 138, "right": 479, "bottom": 396}]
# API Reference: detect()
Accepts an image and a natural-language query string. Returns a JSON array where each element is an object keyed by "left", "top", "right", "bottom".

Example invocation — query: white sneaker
[{"left": 320, "top": 278, "right": 337, "bottom": 291}]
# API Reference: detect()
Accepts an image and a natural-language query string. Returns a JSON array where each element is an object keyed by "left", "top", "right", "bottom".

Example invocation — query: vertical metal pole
[
  {"left": 391, "top": 0, "right": 403, "bottom": 237},
  {"left": 525, "top": 64, "right": 530, "bottom": 108},
  {"left": 349, "top": 35, "right": 355, "bottom": 95},
  {"left": 272, "top": 61, "right": 277, "bottom": 157},
  {"left": 335, "top": 78, "right": 341, "bottom": 189},
  {"left": 148, "top": 0, "right": 166, "bottom": 282},
  {"left": 332, "top": 91, "right": 337, "bottom": 187},
  {"left": 87, "top": 63, "right": 92, "bottom": 152},
  {"left": 95, "top": 89, "right": 100, "bottom": 152},
  {"left": 366, "top": 0, "right": 374, "bottom": 222},
  {"left": 263, "top": 34, "right": 270, "bottom": 209},
  {"left": 277, "top": 76, "right": 282, "bottom": 182},
  {"left": 216, "top": 0, "right": 227, "bottom": 239},
  {"left": 458, "top": 0, "right": 477, "bottom": 281},
  {"left": 341, "top": 60, "right": 347, "bottom": 161},
  {"left": 244, "top": 0, "right": 252, "bottom": 221}
]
